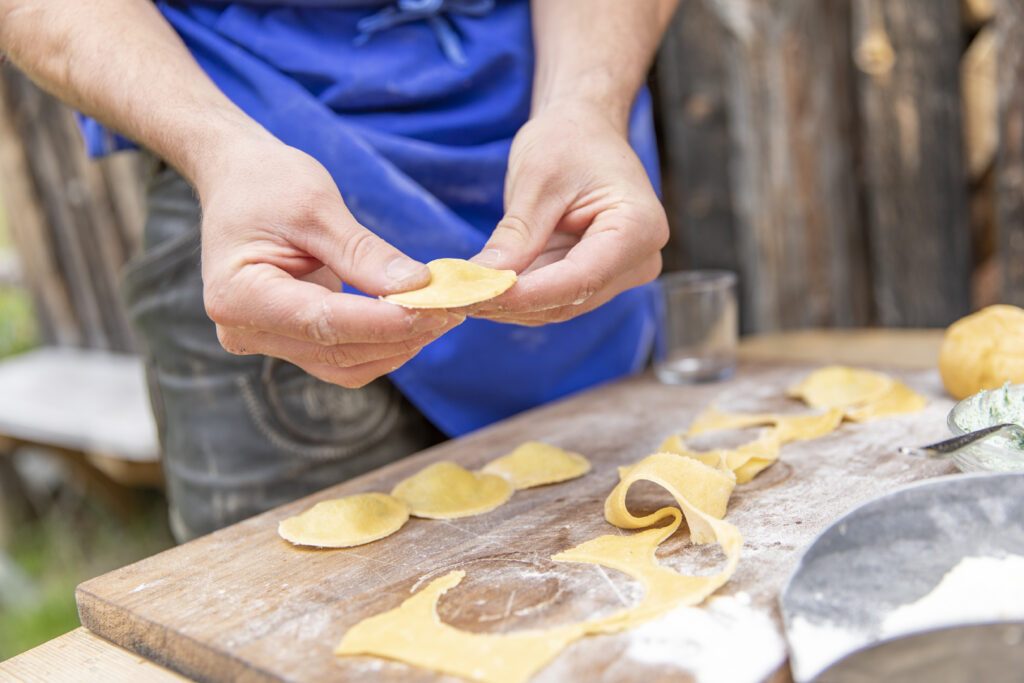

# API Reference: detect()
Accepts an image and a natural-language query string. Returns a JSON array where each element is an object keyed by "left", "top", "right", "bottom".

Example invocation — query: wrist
[
  {"left": 171, "top": 109, "right": 276, "bottom": 199},
  {"left": 531, "top": 69, "right": 634, "bottom": 135}
]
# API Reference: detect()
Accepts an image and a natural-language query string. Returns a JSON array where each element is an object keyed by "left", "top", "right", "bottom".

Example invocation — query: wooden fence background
[
  {"left": 0, "top": 0, "right": 1022, "bottom": 348},
  {"left": 657, "top": 0, "right": 1023, "bottom": 331}
]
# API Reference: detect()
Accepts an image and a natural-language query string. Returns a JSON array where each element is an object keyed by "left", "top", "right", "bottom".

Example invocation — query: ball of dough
[{"left": 940, "top": 305, "right": 1024, "bottom": 399}]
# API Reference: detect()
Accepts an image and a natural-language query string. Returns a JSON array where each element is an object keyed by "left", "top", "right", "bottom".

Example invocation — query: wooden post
[
  {"left": 852, "top": 0, "right": 972, "bottom": 326},
  {"left": 0, "top": 64, "right": 145, "bottom": 352},
  {"left": 997, "top": 0, "right": 1024, "bottom": 305},
  {"left": 658, "top": 0, "right": 870, "bottom": 332},
  {"left": 656, "top": 0, "right": 740, "bottom": 281}
]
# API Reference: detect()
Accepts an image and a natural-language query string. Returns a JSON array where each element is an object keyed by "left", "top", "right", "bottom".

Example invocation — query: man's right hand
[
  {"left": 1, "top": 1, "right": 460, "bottom": 388},
  {"left": 198, "top": 141, "right": 463, "bottom": 388}
]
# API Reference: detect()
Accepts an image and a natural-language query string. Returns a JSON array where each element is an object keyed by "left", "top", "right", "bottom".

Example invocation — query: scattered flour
[
  {"left": 882, "top": 554, "right": 1024, "bottom": 637},
  {"left": 788, "top": 555, "right": 1024, "bottom": 682},
  {"left": 787, "top": 616, "right": 867, "bottom": 682},
  {"left": 622, "top": 592, "right": 786, "bottom": 683}
]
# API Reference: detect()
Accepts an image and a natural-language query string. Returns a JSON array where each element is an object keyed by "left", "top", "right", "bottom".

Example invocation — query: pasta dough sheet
[
  {"left": 337, "top": 453, "right": 742, "bottom": 683},
  {"left": 382, "top": 258, "right": 517, "bottom": 309},
  {"left": 391, "top": 461, "right": 513, "bottom": 520},
  {"left": 482, "top": 441, "right": 591, "bottom": 489},
  {"left": 788, "top": 365, "right": 893, "bottom": 409},
  {"left": 277, "top": 493, "right": 409, "bottom": 548}
]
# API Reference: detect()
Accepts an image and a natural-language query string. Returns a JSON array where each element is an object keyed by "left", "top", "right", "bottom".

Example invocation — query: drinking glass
[{"left": 653, "top": 270, "right": 738, "bottom": 384}]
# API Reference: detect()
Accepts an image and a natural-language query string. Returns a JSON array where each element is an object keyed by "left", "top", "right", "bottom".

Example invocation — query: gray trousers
[{"left": 122, "top": 159, "right": 444, "bottom": 542}]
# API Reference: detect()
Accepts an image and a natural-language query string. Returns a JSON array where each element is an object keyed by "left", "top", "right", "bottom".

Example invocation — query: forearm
[
  {"left": 530, "top": 0, "right": 678, "bottom": 131},
  {"left": 0, "top": 0, "right": 272, "bottom": 193}
]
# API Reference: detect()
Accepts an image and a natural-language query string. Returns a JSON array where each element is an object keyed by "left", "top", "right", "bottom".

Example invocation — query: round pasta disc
[
  {"left": 382, "top": 258, "right": 517, "bottom": 309},
  {"left": 391, "top": 461, "right": 513, "bottom": 519},
  {"left": 278, "top": 493, "right": 410, "bottom": 548},
  {"left": 482, "top": 441, "right": 591, "bottom": 489}
]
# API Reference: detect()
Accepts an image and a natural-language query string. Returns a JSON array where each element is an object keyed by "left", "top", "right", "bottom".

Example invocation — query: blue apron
[{"left": 81, "top": 0, "right": 661, "bottom": 436}]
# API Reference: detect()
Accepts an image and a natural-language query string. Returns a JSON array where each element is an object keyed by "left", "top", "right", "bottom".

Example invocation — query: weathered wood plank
[
  {"left": 0, "top": 65, "right": 145, "bottom": 351},
  {"left": 658, "top": 0, "right": 870, "bottom": 332},
  {"left": 656, "top": 0, "right": 740, "bottom": 278},
  {"left": 852, "top": 0, "right": 971, "bottom": 326},
  {"left": 997, "top": 0, "right": 1024, "bottom": 305},
  {"left": 0, "top": 628, "right": 188, "bottom": 683}
]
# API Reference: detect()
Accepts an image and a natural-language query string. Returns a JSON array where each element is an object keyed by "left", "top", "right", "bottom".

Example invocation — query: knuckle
[
  {"left": 494, "top": 214, "right": 533, "bottom": 247},
  {"left": 571, "top": 274, "right": 604, "bottom": 306},
  {"left": 316, "top": 344, "right": 358, "bottom": 368},
  {"left": 339, "top": 229, "right": 382, "bottom": 268},
  {"left": 298, "top": 299, "right": 339, "bottom": 345}
]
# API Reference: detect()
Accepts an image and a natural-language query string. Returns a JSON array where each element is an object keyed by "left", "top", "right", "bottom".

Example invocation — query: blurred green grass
[
  {"left": 0, "top": 493, "right": 174, "bottom": 659},
  {"left": 0, "top": 201, "right": 174, "bottom": 660}
]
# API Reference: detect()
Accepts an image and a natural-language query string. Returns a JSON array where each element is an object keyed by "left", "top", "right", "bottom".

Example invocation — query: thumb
[
  {"left": 318, "top": 216, "right": 430, "bottom": 296},
  {"left": 472, "top": 191, "right": 564, "bottom": 272}
]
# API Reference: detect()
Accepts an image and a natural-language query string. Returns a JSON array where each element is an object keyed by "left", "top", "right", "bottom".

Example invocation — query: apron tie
[{"left": 355, "top": 0, "right": 495, "bottom": 66}]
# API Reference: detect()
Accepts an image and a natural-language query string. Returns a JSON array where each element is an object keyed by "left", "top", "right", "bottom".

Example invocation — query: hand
[
  {"left": 198, "top": 140, "right": 463, "bottom": 387},
  {"left": 468, "top": 103, "right": 668, "bottom": 326}
]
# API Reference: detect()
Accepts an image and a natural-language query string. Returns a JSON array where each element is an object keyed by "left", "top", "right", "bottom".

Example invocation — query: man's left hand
[{"left": 469, "top": 102, "right": 668, "bottom": 326}]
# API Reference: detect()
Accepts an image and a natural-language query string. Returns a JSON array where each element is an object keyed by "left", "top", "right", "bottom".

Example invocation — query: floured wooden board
[{"left": 76, "top": 363, "right": 956, "bottom": 683}]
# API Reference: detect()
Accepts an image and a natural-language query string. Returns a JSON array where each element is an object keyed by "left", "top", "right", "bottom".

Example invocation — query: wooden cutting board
[{"left": 76, "top": 363, "right": 957, "bottom": 683}]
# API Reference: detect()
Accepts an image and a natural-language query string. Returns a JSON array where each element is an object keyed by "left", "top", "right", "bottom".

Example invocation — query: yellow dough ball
[{"left": 939, "top": 305, "right": 1024, "bottom": 399}]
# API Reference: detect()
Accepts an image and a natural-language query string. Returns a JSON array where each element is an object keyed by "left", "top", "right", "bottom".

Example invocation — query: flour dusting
[
  {"left": 882, "top": 554, "right": 1024, "bottom": 636},
  {"left": 622, "top": 593, "right": 786, "bottom": 683},
  {"left": 787, "top": 616, "right": 866, "bottom": 682}
]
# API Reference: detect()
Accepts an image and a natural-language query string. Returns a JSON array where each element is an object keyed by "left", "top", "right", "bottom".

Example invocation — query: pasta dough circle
[
  {"left": 392, "top": 461, "right": 513, "bottom": 519},
  {"left": 788, "top": 366, "right": 893, "bottom": 409},
  {"left": 277, "top": 493, "right": 409, "bottom": 548},
  {"left": 383, "top": 258, "right": 517, "bottom": 309},
  {"left": 482, "top": 441, "right": 591, "bottom": 489}
]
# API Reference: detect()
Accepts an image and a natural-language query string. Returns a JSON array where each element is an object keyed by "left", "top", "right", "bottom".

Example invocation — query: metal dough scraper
[{"left": 779, "top": 472, "right": 1024, "bottom": 682}]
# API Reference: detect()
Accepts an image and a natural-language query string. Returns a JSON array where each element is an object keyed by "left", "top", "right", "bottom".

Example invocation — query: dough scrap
[
  {"left": 658, "top": 431, "right": 781, "bottom": 484},
  {"left": 382, "top": 258, "right": 517, "bottom": 309},
  {"left": 686, "top": 407, "right": 843, "bottom": 443},
  {"left": 788, "top": 366, "right": 894, "bottom": 409},
  {"left": 338, "top": 455, "right": 743, "bottom": 683},
  {"left": 277, "top": 493, "right": 409, "bottom": 548},
  {"left": 336, "top": 570, "right": 583, "bottom": 683},
  {"left": 391, "top": 461, "right": 513, "bottom": 519},
  {"left": 790, "top": 366, "right": 927, "bottom": 420},
  {"left": 482, "top": 441, "right": 591, "bottom": 489},
  {"left": 844, "top": 379, "right": 927, "bottom": 422}
]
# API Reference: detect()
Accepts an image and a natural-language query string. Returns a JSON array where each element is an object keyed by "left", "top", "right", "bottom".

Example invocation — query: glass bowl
[{"left": 946, "top": 383, "right": 1024, "bottom": 472}]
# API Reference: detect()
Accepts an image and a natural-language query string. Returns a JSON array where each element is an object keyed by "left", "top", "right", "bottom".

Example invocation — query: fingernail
[
  {"left": 474, "top": 248, "right": 502, "bottom": 267},
  {"left": 386, "top": 257, "right": 426, "bottom": 284}
]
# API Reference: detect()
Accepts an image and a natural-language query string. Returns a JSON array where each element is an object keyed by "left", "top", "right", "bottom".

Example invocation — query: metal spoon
[{"left": 899, "top": 423, "right": 1024, "bottom": 459}]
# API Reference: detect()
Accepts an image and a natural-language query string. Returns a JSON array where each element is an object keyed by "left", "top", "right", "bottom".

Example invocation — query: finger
[
  {"left": 296, "top": 204, "right": 431, "bottom": 296},
  {"left": 473, "top": 254, "right": 661, "bottom": 325},
  {"left": 299, "top": 265, "right": 342, "bottom": 291},
  {"left": 217, "top": 318, "right": 460, "bottom": 367},
  {"left": 292, "top": 348, "right": 422, "bottom": 389},
  {"left": 473, "top": 211, "right": 663, "bottom": 315},
  {"left": 206, "top": 263, "right": 452, "bottom": 345},
  {"left": 471, "top": 183, "right": 568, "bottom": 272}
]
